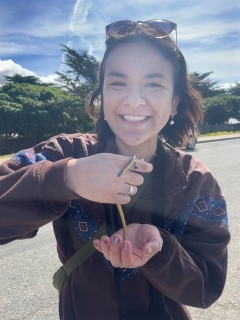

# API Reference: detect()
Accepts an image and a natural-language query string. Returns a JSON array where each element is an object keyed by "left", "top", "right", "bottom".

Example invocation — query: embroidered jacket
[{"left": 0, "top": 133, "right": 230, "bottom": 320}]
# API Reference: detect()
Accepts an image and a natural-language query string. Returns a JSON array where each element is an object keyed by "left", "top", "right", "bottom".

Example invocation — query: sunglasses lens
[
  {"left": 147, "top": 20, "right": 174, "bottom": 36},
  {"left": 106, "top": 21, "right": 135, "bottom": 36}
]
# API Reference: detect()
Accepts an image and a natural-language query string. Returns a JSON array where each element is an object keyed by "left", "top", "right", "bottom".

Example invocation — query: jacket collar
[{"left": 164, "top": 147, "right": 189, "bottom": 196}]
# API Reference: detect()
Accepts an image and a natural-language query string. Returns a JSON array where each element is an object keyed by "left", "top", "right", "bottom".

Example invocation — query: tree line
[{"left": 0, "top": 44, "right": 239, "bottom": 144}]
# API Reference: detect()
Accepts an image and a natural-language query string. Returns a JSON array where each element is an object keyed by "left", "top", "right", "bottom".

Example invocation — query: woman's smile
[{"left": 121, "top": 115, "right": 148, "bottom": 122}]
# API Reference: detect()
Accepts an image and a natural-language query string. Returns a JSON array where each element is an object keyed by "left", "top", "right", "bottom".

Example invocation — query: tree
[
  {"left": 4, "top": 74, "right": 53, "bottom": 86},
  {"left": 204, "top": 94, "right": 240, "bottom": 124},
  {"left": 190, "top": 71, "right": 225, "bottom": 98},
  {"left": 56, "top": 45, "right": 99, "bottom": 99},
  {"left": 229, "top": 82, "right": 240, "bottom": 96},
  {"left": 0, "top": 82, "right": 94, "bottom": 143}
]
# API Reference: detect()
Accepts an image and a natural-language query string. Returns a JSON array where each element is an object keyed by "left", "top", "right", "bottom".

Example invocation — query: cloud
[
  {"left": 68, "top": 0, "right": 95, "bottom": 54},
  {"left": 0, "top": 60, "right": 61, "bottom": 86},
  {"left": 0, "top": 60, "right": 36, "bottom": 84},
  {"left": 39, "top": 74, "right": 61, "bottom": 85},
  {"left": 0, "top": 41, "right": 38, "bottom": 56},
  {"left": 218, "top": 83, "right": 232, "bottom": 90},
  {"left": 64, "top": 0, "right": 240, "bottom": 53},
  {"left": 69, "top": 0, "right": 93, "bottom": 33},
  {"left": 183, "top": 47, "right": 240, "bottom": 84}
]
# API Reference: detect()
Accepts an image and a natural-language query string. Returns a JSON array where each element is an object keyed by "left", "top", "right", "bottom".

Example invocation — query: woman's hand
[
  {"left": 93, "top": 223, "right": 163, "bottom": 268},
  {"left": 65, "top": 153, "right": 152, "bottom": 204}
]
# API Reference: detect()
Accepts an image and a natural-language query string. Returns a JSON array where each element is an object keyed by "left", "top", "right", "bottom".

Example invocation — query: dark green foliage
[
  {"left": 229, "top": 82, "right": 240, "bottom": 96},
  {"left": 0, "top": 82, "right": 94, "bottom": 143},
  {"left": 190, "top": 71, "right": 225, "bottom": 98},
  {"left": 4, "top": 74, "right": 53, "bottom": 86},
  {"left": 204, "top": 94, "right": 240, "bottom": 124},
  {"left": 56, "top": 45, "right": 99, "bottom": 99}
]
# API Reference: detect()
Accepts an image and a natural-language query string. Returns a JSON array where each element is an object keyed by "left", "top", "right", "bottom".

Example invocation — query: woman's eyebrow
[
  {"left": 144, "top": 73, "right": 167, "bottom": 80},
  {"left": 105, "top": 71, "right": 127, "bottom": 78},
  {"left": 105, "top": 71, "right": 168, "bottom": 80}
]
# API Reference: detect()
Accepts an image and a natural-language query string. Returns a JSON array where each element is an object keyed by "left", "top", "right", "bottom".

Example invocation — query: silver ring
[
  {"left": 153, "top": 239, "right": 163, "bottom": 252},
  {"left": 133, "top": 160, "right": 138, "bottom": 172},
  {"left": 125, "top": 184, "right": 134, "bottom": 196}
]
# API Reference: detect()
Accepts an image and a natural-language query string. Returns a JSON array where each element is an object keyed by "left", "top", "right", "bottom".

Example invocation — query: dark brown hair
[{"left": 86, "top": 23, "right": 203, "bottom": 151}]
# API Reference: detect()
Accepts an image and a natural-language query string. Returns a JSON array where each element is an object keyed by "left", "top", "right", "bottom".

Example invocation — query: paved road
[
  {"left": 186, "top": 139, "right": 240, "bottom": 319},
  {"left": 0, "top": 139, "right": 239, "bottom": 320}
]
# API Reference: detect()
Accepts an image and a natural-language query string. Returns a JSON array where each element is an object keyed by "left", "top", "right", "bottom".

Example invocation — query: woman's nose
[{"left": 123, "top": 90, "right": 146, "bottom": 108}]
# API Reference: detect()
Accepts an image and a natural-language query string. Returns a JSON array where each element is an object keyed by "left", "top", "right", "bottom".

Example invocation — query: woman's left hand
[{"left": 93, "top": 223, "right": 163, "bottom": 268}]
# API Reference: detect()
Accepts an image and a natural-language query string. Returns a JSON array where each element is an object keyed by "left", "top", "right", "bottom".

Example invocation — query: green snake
[{"left": 117, "top": 155, "right": 137, "bottom": 241}]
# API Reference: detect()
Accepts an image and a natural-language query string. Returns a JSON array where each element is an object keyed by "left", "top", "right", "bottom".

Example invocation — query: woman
[{"left": 0, "top": 20, "right": 230, "bottom": 320}]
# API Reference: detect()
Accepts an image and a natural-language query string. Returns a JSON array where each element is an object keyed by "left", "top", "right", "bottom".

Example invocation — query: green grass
[
  {"left": 0, "top": 153, "right": 14, "bottom": 158},
  {"left": 200, "top": 130, "right": 240, "bottom": 137},
  {"left": 0, "top": 153, "right": 14, "bottom": 162}
]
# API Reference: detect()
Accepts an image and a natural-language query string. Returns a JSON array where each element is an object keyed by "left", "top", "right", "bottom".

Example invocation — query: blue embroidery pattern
[
  {"left": 68, "top": 200, "right": 100, "bottom": 242},
  {"left": 12, "top": 150, "right": 55, "bottom": 165},
  {"left": 67, "top": 195, "right": 228, "bottom": 280},
  {"left": 163, "top": 196, "right": 228, "bottom": 236},
  {"left": 100, "top": 252, "right": 140, "bottom": 281},
  {"left": 67, "top": 201, "right": 140, "bottom": 280}
]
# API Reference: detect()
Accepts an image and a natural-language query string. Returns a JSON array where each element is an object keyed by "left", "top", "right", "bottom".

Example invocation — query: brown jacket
[{"left": 0, "top": 133, "right": 230, "bottom": 320}]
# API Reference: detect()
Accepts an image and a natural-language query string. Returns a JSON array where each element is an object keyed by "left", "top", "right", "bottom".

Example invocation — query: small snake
[{"left": 117, "top": 155, "right": 136, "bottom": 241}]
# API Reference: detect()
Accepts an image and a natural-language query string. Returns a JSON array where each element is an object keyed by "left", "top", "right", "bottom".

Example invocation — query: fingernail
[
  {"left": 146, "top": 247, "right": 152, "bottom": 256},
  {"left": 113, "top": 236, "right": 120, "bottom": 245},
  {"left": 123, "top": 242, "right": 128, "bottom": 250},
  {"left": 93, "top": 242, "right": 98, "bottom": 248},
  {"left": 101, "top": 238, "right": 107, "bottom": 246}
]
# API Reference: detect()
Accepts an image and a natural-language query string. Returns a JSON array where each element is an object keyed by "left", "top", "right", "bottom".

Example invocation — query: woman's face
[{"left": 103, "top": 41, "right": 179, "bottom": 151}]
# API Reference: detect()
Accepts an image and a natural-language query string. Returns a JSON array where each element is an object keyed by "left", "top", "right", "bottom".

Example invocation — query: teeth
[{"left": 122, "top": 115, "right": 147, "bottom": 121}]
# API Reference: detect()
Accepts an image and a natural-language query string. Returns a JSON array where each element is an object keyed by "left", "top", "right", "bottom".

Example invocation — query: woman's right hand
[{"left": 65, "top": 153, "right": 153, "bottom": 204}]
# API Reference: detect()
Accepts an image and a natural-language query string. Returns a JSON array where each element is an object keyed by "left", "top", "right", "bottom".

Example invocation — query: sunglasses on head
[{"left": 105, "top": 19, "right": 177, "bottom": 48}]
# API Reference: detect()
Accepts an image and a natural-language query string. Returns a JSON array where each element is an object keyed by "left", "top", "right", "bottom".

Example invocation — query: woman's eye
[
  {"left": 145, "top": 82, "right": 162, "bottom": 88},
  {"left": 110, "top": 82, "right": 126, "bottom": 87}
]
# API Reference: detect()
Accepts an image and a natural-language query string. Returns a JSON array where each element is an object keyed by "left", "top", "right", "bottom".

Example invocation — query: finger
[
  {"left": 106, "top": 193, "right": 131, "bottom": 205},
  {"left": 121, "top": 240, "right": 142, "bottom": 268},
  {"left": 121, "top": 241, "right": 135, "bottom": 268},
  {"left": 129, "top": 159, "right": 153, "bottom": 174},
  {"left": 124, "top": 171, "right": 144, "bottom": 186},
  {"left": 118, "top": 158, "right": 153, "bottom": 177},
  {"left": 119, "top": 183, "right": 137, "bottom": 196},
  {"left": 92, "top": 239, "right": 102, "bottom": 251},
  {"left": 109, "top": 235, "right": 123, "bottom": 268},
  {"left": 143, "top": 239, "right": 163, "bottom": 257},
  {"left": 99, "top": 236, "right": 111, "bottom": 260}
]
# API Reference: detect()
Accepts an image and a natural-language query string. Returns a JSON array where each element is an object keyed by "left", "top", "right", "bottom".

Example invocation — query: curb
[{"left": 198, "top": 135, "right": 240, "bottom": 144}]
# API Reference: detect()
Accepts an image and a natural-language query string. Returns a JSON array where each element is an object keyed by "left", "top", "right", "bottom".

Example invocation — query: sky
[{"left": 0, "top": 0, "right": 239, "bottom": 87}]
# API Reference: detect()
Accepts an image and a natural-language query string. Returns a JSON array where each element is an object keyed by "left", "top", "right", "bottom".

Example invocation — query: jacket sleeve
[
  {"left": 141, "top": 169, "right": 230, "bottom": 308},
  {"left": 0, "top": 134, "right": 89, "bottom": 244}
]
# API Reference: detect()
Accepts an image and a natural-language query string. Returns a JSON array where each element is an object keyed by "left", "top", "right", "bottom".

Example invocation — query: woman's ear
[{"left": 171, "top": 96, "right": 179, "bottom": 116}]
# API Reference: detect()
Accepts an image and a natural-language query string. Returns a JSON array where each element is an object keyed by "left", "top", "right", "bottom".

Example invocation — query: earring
[{"left": 170, "top": 116, "right": 174, "bottom": 125}]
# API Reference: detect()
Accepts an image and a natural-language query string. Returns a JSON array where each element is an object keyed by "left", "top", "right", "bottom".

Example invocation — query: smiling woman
[{"left": 0, "top": 19, "right": 230, "bottom": 320}]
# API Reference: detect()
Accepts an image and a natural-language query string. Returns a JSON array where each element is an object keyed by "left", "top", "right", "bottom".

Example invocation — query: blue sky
[{"left": 0, "top": 0, "right": 239, "bottom": 86}]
